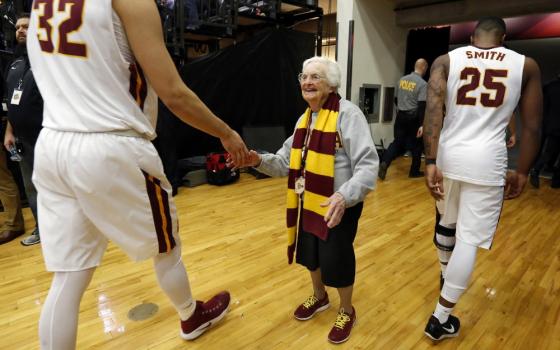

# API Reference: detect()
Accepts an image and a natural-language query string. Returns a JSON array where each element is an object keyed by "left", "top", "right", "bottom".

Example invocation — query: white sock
[
  {"left": 433, "top": 302, "right": 453, "bottom": 324},
  {"left": 177, "top": 299, "right": 197, "bottom": 321}
]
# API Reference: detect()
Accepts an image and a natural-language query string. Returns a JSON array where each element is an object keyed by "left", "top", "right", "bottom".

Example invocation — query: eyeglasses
[{"left": 298, "top": 73, "right": 324, "bottom": 83}]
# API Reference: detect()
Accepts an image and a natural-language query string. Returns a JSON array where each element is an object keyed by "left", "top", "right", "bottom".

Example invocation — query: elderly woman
[{"left": 246, "top": 56, "right": 379, "bottom": 344}]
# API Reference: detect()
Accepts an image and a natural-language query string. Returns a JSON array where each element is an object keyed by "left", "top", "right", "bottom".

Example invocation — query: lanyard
[
  {"left": 300, "top": 111, "right": 314, "bottom": 174},
  {"left": 16, "top": 58, "right": 30, "bottom": 90}
]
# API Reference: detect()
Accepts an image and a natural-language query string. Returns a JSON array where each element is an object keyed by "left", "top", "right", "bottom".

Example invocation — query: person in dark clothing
[
  {"left": 530, "top": 74, "right": 560, "bottom": 188},
  {"left": 0, "top": 11, "right": 25, "bottom": 245},
  {"left": 0, "top": 128, "right": 24, "bottom": 244},
  {"left": 0, "top": 0, "right": 16, "bottom": 50},
  {"left": 153, "top": 100, "right": 182, "bottom": 195},
  {"left": 378, "top": 58, "right": 428, "bottom": 180},
  {"left": 3, "top": 13, "right": 42, "bottom": 245}
]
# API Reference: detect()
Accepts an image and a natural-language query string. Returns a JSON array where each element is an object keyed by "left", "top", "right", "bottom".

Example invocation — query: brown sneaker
[
  {"left": 328, "top": 307, "right": 356, "bottom": 344},
  {"left": 180, "top": 291, "right": 230, "bottom": 340},
  {"left": 0, "top": 229, "right": 24, "bottom": 245},
  {"left": 293, "top": 292, "right": 329, "bottom": 321}
]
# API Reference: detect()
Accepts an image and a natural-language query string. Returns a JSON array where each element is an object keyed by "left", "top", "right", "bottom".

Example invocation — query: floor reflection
[{"left": 97, "top": 293, "right": 126, "bottom": 335}]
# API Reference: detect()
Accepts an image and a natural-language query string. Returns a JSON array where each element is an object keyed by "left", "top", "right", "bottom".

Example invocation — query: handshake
[{"left": 219, "top": 129, "right": 263, "bottom": 170}]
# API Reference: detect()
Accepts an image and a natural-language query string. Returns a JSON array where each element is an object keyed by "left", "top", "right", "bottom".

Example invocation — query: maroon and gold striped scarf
[{"left": 286, "top": 93, "right": 340, "bottom": 264}]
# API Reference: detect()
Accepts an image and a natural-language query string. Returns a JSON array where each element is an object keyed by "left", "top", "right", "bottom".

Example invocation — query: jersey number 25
[
  {"left": 34, "top": 0, "right": 87, "bottom": 58},
  {"left": 456, "top": 67, "right": 508, "bottom": 108}
]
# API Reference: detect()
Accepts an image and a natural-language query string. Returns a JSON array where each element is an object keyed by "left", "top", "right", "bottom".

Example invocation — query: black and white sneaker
[{"left": 424, "top": 315, "right": 460, "bottom": 341}]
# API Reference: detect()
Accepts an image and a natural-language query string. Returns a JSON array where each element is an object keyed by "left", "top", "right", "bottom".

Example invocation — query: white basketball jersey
[
  {"left": 438, "top": 45, "right": 525, "bottom": 186},
  {"left": 27, "top": 0, "right": 158, "bottom": 139}
]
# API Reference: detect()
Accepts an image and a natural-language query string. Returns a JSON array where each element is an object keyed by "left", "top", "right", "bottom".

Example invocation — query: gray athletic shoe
[{"left": 21, "top": 229, "right": 40, "bottom": 246}]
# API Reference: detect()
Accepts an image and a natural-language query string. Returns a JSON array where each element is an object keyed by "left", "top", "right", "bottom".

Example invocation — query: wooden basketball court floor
[{"left": 1, "top": 158, "right": 559, "bottom": 349}]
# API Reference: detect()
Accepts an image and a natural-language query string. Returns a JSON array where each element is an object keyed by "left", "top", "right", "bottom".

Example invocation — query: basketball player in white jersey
[
  {"left": 27, "top": 0, "right": 250, "bottom": 348},
  {"left": 422, "top": 17, "right": 542, "bottom": 341}
]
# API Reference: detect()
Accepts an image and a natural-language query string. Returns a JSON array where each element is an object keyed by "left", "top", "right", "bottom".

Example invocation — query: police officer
[
  {"left": 3, "top": 13, "right": 42, "bottom": 246},
  {"left": 378, "top": 58, "right": 428, "bottom": 180}
]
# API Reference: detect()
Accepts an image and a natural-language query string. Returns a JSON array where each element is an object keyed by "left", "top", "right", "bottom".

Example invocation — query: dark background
[{"left": 157, "top": 27, "right": 316, "bottom": 159}]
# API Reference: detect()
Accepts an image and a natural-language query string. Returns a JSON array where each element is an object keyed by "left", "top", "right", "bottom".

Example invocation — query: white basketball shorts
[
  {"left": 33, "top": 129, "right": 179, "bottom": 271},
  {"left": 436, "top": 177, "right": 504, "bottom": 249}
]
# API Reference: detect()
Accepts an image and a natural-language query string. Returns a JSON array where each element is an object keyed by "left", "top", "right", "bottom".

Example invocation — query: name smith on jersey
[{"left": 465, "top": 50, "right": 506, "bottom": 61}]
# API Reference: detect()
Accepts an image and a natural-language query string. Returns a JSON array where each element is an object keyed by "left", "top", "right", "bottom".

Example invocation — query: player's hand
[
  {"left": 220, "top": 129, "right": 250, "bottom": 168},
  {"left": 321, "top": 192, "right": 346, "bottom": 229},
  {"left": 246, "top": 150, "right": 262, "bottom": 167},
  {"left": 506, "top": 134, "right": 516, "bottom": 148},
  {"left": 3, "top": 132, "right": 15, "bottom": 151},
  {"left": 425, "top": 164, "right": 444, "bottom": 200},
  {"left": 504, "top": 170, "right": 527, "bottom": 199},
  {"left": 416, "top": 126, "right": 423, "bottom": 138},
  {"left": 229, "top": 150, "right": 261, "bottom": 169}
]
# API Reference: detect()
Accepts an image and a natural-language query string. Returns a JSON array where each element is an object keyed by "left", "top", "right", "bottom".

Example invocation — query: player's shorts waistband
[{"left": 43, "top": 127, "right": 150, "bottom": 139}]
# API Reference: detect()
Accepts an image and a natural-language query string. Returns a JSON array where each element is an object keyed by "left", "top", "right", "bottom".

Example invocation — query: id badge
[
  {"left": 11, "top": 89, "right": 23, "bottom": 105},
  {"left": 295, "top": 177, "right": 305, "bottom": 195}
]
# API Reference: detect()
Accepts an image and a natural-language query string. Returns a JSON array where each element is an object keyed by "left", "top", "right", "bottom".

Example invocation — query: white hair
[{"left": 302, "top": 56, "right": 341, "bottom": 90}]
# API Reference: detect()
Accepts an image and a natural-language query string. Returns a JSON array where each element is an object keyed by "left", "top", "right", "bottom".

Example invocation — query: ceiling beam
[{"left": 394, "top": 0, "right": 560, "bottom": 28}]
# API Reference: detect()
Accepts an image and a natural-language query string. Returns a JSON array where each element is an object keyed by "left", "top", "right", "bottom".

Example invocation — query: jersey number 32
[{"left": 34, "top": 0, "right": 87, "bottom": 58}]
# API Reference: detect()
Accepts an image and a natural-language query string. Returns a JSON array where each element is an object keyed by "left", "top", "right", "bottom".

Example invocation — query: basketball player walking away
[
  {"left": 27, "top": 0, "right": 249, "bottom": 349},
  {"left": 422, "top": 17, "right": 542, "bottom": 341}
]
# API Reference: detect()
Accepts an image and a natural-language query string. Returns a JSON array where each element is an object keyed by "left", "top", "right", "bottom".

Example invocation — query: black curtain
[
  {"left": 172, "top": 27, "right": 315, "bottom": 158},
  {"left": 404, "top": 27, "right": 450, "bottom": 81}
]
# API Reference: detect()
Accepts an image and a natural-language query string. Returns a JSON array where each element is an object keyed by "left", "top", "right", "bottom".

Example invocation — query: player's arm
[
  {"left": 422, "top": 54, "right": 449, "bottom": 200},
  {"left": 423, "top": 55, "right": 448, "bottom": 160},
  {"left": 113, "top": 0, "right": 248, "bottom": 165},
  {"left": 3, "top": 121, "right": 15, "bottom": 150},
  {"left": 505, "top": 57, "right": 543, "bottom": 199},
  {"left": 517, "top": 58, "right": 542, "bottom": 175},
  {"left": 505, "top": 58, "right": 542, "bottom": 199},
  {"left": 416, "top": 84, "right": 427, "bottom": 137},
  {"left": 506, "top": 114, "right": 516, "bottom": 148}
]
